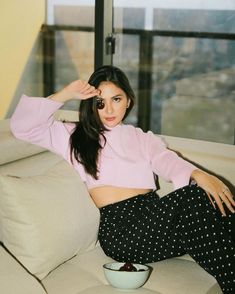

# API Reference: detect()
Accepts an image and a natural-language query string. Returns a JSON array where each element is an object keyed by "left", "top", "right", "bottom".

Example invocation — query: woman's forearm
[
  {"left": 48, "top": 79, "right": 100, "bottom": 103},
  {"left": 47, "top": 88, "right": 74, "bottom": 103}
]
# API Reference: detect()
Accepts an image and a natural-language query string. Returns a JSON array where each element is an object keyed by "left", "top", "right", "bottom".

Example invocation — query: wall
[{"left": 0, "top": 0, "right": 45, "bottom": 119}]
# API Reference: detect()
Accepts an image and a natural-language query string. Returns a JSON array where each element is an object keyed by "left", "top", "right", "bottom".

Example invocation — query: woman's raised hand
[{"left": 48, "top": 80, "right": 100, "bottom": 103}]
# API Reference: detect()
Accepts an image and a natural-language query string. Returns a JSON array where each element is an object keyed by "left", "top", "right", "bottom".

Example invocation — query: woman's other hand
[
  {"left": 48, "top": 80, "right": 100, "bottom": 103},
  {"left": 191, "top": 169, "right": 235, "bottom": 216}
]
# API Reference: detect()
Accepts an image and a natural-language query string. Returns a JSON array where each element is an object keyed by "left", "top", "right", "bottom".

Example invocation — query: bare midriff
[{"left": 89, "top": 186, "right": 152, "bottom": 208}]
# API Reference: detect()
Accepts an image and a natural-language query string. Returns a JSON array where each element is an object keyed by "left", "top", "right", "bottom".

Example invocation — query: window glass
[
  {"left": 151, "top": 37, "right": 235, "bottom": 144},
  {"left": 55, "top": 30, "right": 94, "bottom": 110},
  {"left": 47, "top": 0, "right": 95, "bottom": 26},
  {"left": 113, "top": 0, "right": 235, "bottom": 144},
  {"left": 46, "top": 0, "right": 95, "bottom": 110},
  {"left": 153, "top": 9, "right": 235, "bottom": 33},
  {"left": 113, "top": 34, "right": 140, "bottom": 125}
]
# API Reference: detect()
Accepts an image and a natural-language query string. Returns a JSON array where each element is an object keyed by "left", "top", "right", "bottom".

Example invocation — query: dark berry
[{"left": 119, "top": 262, "right": 137, "bottom": 271}]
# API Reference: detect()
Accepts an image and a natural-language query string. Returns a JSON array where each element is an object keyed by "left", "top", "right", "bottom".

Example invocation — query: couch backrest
[
  {"left": 0, "top": 119, "right": 47, "bottom": 166},
  {"left": 1, "top": 118, "right": 234, "bottom": 242},
  {"left": 0, "top": 109, "right": 78, "bottom": 167}
]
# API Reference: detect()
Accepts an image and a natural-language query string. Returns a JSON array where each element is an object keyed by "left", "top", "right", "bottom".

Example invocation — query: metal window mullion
[
  {"left": 137, "top": 31, "right": 153, "bottom": 132},
  {"left": 95, "top": 0, "right": 113, "bottom": 69},
  {"left": 42, "top": 25, "right": 55, "bottom": 97}
]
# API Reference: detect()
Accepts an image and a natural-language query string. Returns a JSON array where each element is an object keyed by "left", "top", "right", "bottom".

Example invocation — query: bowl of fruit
[{"left": 103, "top": 262, "right": 151, "bottom": 290}]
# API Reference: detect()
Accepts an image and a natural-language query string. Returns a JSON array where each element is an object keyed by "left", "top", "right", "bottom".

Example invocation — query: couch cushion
[
  {"left": 0, "top": 160, "right": 100, "bottom": 279},
  {"left": 0, "top": 246, "right": 46, "bottom": 294},
  {"left": 42, "top": 246, "right": 221, "bottom": 294},
  {"left": 0, "top": 151, "right": 62, "bottom": 177}
]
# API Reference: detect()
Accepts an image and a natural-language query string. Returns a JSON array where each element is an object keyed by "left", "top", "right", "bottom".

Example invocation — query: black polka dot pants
[{"left": 98, "top": 185, "right": 235, "bottom": 294}]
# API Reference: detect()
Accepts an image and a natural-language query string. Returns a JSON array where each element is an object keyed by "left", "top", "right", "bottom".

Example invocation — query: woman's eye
[
  {"left": 113, "top": 97, "right": 121, "bottom": 102},
  {"left": 96, "top": 99, "right": 105, "bottom": 109}
]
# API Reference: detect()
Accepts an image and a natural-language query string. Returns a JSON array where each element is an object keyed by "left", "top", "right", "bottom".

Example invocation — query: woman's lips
[{"left": 105, "top": 117, "right": 115, "bottom": 122}]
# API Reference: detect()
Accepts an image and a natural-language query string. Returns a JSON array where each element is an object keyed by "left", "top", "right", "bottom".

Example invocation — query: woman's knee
[{"left": 178, "top": 184, "right": 214, "bottom": 213}]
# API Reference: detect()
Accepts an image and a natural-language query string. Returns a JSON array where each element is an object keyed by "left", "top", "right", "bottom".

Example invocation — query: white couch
[{"left": 0, "top": 113, "right": 234, "bottom": 294}]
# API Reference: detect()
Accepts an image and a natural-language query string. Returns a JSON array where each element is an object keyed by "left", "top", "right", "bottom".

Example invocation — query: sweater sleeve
[
  {"left": 10, "top": 95, "right": 75, "bottom": 159},
  {"left": 146, "top": 131, "right": 197, "bottom": 189}
]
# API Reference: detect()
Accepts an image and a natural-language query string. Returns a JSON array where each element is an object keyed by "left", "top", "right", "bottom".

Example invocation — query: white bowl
[{"left": 103, "top": 262, "right": 151, "bottom": 290}]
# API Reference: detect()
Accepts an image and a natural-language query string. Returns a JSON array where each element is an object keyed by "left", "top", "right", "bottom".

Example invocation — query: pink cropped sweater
[{"left": 10, "top": 95, "right": 196, "bottom": 191}]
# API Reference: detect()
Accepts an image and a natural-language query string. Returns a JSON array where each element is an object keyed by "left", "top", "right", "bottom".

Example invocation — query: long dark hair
[{"left": 70, "top": 65, "right": 135, "bottom": 179}]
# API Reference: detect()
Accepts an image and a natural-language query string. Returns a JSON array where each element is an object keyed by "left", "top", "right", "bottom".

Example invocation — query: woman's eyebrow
[
  {"left": 112, "top": 94, "right": 123, "bottom": 97},
  {"left": 96, "top": 94, "right": 123, "bottom": 99}
]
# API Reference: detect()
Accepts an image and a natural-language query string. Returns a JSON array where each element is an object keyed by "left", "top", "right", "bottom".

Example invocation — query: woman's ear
[{"left": 127, "top": 99, "right": 131, "bottom": 108}]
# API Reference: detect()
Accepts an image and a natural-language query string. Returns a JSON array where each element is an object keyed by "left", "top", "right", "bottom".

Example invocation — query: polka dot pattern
[{"left": 98, "top": 185, "right": 235, "bottom": 294}]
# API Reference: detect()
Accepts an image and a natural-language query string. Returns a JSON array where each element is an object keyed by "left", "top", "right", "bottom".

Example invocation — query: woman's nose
[{"left": 105, "top": 101, "right": 113, "bottom": 114}]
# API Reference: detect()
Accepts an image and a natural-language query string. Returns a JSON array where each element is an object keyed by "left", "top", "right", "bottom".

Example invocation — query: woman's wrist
[
  {"left": 190, "top": 169, "right": 205, "bottom": 182},
  {"left": 47, "top": 88, "right": 74, "bottom": 103}
]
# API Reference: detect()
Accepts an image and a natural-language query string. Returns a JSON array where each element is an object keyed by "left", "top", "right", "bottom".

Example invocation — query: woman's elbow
[{"left": 10, "top": 116, "right": 29, "bottom": 140}]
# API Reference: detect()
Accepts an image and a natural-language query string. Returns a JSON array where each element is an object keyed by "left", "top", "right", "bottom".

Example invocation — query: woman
[{"left": 11, "top": 65, "right": 235, "bottom": 293}]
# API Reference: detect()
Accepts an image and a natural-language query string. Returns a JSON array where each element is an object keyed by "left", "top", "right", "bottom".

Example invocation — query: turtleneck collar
[{"left": 104, "top": 123, "right": 123, "bottom": 131}]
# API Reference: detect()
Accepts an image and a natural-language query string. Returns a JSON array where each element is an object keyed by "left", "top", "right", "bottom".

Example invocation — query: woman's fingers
[
  {"left": 66, "top": 80, "right": 100, "bottom": 99},
  {"left": 209, "top": 187, "right": 235, "bottom": 216},
  {"left": 218, "top": 188, "right": 235, "bottom": 214},
  {"left": 206, "top": 191, "right": 216, "bottom": 210},
  {"left": 222, "top": 187, "right": 235, "bottom": 205},
  {"left": 211, "top": 192, "right": 226, "bottom": 216},
  {"left": 80, "top": 83, "right": 95, "bottom": 94},
  {"left": 48, "top": 80, "right": 100, "bottom": 102},
  {"left": 83, "top": 86, "right": 100, "bottom": 96},
  {"left": 192, "top": 170, "right": 235, "bottom": 217}
]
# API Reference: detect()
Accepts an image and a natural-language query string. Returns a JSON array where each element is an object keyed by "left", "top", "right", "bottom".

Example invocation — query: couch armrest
[{"left": 0, "top": 245, "right": 46, "bottom": 294}]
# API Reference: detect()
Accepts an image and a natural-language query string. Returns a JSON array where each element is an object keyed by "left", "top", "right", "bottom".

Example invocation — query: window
[{"left": 44, "top": 0, "right": 235, "bottom": 144}]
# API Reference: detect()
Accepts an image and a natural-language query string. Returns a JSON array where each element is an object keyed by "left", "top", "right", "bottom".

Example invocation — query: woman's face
[{"left": 96, "top": 81, "right": 130, "bottom": 128}]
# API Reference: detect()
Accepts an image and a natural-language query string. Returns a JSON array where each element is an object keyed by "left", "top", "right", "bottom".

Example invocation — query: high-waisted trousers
[{"left": 98, "top": 185, "right": 235, "bottom": 294}]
